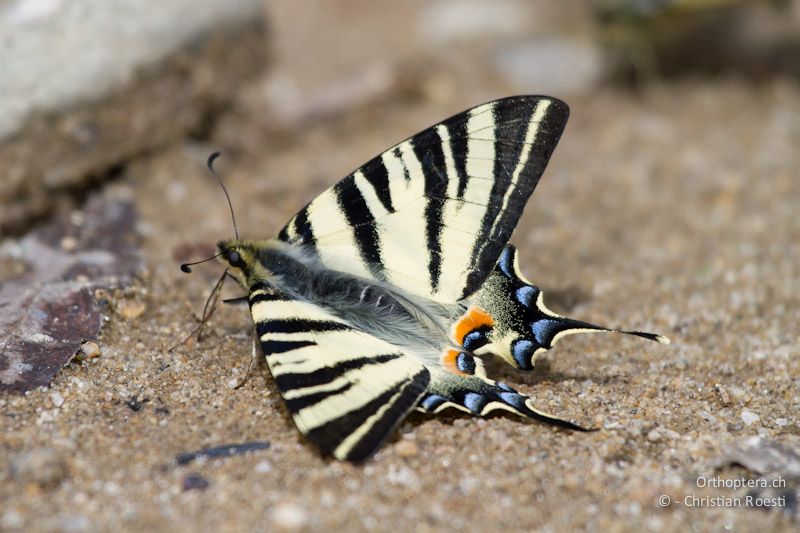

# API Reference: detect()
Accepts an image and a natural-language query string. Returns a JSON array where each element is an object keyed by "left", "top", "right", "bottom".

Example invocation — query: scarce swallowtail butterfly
[{"left": 190, "top": 96, "right": 669, "bottom": 462}]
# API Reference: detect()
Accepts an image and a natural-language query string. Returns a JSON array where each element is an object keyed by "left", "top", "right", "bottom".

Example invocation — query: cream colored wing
[
  {"left": 278, "top": 96, "right": 569, "bottom": 304},
  {"left": 249, "top": 285, "right": 429, "bottom": 462}
]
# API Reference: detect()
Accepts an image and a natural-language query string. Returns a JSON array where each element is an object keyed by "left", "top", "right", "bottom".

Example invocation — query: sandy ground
[{"left": 2, "top": 74, "right": 799, "bottom": 531}]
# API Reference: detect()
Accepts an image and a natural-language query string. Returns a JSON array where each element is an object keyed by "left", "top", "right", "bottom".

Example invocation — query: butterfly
[{"left": 194, "top": 95, "right": 669, "bottom": 462}]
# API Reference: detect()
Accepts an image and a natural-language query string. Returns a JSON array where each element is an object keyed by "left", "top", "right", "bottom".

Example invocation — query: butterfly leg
[{"left": 233, "top": 324, "right": 270, "bottom": 389}]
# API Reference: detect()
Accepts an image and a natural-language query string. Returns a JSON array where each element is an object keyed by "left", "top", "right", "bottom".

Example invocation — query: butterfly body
[
  {"left": 209, "top": 96, "right": 668, "bottom": 461},
  {"left": 220, "top": 239, "right": 456, "bottom": 358}
]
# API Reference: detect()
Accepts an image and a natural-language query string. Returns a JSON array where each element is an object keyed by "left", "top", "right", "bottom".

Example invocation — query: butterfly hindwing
[
  {"left": 278, "top": 96, "right": 570, "bottom": 304},
  {"left": 455, "top": 244, "right": 670, "bottom": 370},
  {"left": 249, "top": 284, "right": 430, "bottom": 462},
  {"left": 418, "top": 368, "right": 586, "bottom": 431}
]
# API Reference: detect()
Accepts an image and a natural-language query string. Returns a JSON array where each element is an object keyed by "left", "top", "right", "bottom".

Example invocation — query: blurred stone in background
[
  {"left": 0, "top": 0, "right": 267, "bottom": 235},
  {"left": 595, "top": 0, "right": 800, "bottom": 80}
]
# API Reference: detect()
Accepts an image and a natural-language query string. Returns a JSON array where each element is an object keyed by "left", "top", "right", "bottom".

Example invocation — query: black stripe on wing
[
  {"left": 446, "top": 114, "right": 470, "bottom": 199},
  {"left": 333, "top": 177, "right": 386, "bottom": 279},
  {"left": 469, "top": 101, "right": 523, "bottom": 271},
  {"left": 283, "top": 381, "right": 354, "bottom": 413},
  {"left": 393, "top": 147, "right": 410, "bottom": 182},
  {"left": 257, "top": 319, "right": 350, "bottom": 336},
  {"left": 361, "top": 160, "right": 396, "bottom": 213},
  {"left": 274, "top": 354, "right": 401, "bottom": 391},
  {"left": 460, "top": 98, "right": 569, "bottom": 300},
  {"left": 278, "top": 205, "right": 316, "bottom": 246},
  {"left": 411, "top": 128, "right": 449, "bottom": 292},
  {"left": 262, "top": 339, "right": 316, "bottom": 355},
  {"left": 305, "top": 367, "right": 429, "bottom": 462}
]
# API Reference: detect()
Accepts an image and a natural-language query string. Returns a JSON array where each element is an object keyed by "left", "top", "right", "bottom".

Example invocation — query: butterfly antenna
[
  {"left": 180, "top": 252, "right": 223, "bottom": 273},
  {"left": 207, "top": 151, "right": 239, "bottom": 240}
]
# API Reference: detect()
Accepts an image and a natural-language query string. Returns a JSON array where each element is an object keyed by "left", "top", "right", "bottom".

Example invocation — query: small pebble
[
  {"left": 386, "top": 465, "right": 419, "bottom": 488},
  {"left": 646, "top": 428, "right": 662, "bottom": 442},
  {"left": 715, "top": 383, "right": 731, "bottom": 405},
  {"left": 395, "top": 439, "right": 418, "bottom": 457},
  {"left": 182, "top": 473, "right": 209, "bottom": 492},
  {"left": 126, "top": 398, "right": 144, "bottom": 412},
  {"left": 661, "top": 428, "right": 681, "bottom": 441},
  {"left": 699, "top": 411, "right": 717, "bottom": 423},
  {"left": 775, "top": 418, "right": 788, "bottom": 427},
  {"left": 270, "top": 501, "right": 308, "bottom": 531},
  {"left": 728, "top": 386, "right": 747, "bottom": 399},
  {"left": 77, "top": 341, "right": 101, "bottom": 361},
  {"left": 255, "top": 460, "right": 272, "bottom": 473},
  {"left": 69, "top": 211, "right": 85, "bottom": 226},
  {"left": 10, "top": 448, "right": 68, "bottom": 488},
  {"left": 741, "top": 409, "right": 760, "bottom": 426},
  {"left": 50, "top": 391, "right": 65, "bottom": 408},
  {"left": 117, "top": 300, "right": 146, "bottom": 320}
]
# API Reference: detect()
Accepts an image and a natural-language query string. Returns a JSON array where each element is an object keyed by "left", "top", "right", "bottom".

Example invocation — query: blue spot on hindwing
[
  {"left": 462, "top": 329, "right": 489, "bottom": 351},
  {"left": 456, "top": 352, "right": 476, "bottom": 374},
  {"left": 463, "top": 392, "right": 487, "bottom": 414},
  {"left": 498, "top": 392, "right": 526, "bottom": 410},
  {"left": 420, "top": 394, "right": 447, "bottom": 411},
  {"left": 497, "top": 246, "right": 515, "bottom": 278},
  {"left": 512, "top": 339, "right": 535, "bottom": 370},
  {"left": 515, "top": 285, "right": 537, "bottom": 307},
  {"left": 531, "top": 319, "right": 563, "bottom": 346},
  {"left": 496, "top": 382, "right": 515, "bottom": 392}
]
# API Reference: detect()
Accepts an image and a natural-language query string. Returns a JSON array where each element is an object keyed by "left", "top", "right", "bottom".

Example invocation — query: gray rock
[
  {"left": 0, "top": 0, "right": 264, "bottom": 142},
  {"left": 0, "top": 189, "right": 142, "bottom": 392},
  {"left": 0, "top": 0, "right": 267, "bottom": 234}
]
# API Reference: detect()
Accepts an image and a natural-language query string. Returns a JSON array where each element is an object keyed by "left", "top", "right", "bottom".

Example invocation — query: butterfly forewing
[
  {"left": 278, "top": 96, "right": 569, "bottom": 303},
  {"left": 249, "top": 285, "right": 430, "bottom": 462}
]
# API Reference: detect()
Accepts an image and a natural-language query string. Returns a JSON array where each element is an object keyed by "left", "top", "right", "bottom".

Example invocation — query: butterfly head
[{"left": 217, "top": 240, "right": 255, "bottom": 285}]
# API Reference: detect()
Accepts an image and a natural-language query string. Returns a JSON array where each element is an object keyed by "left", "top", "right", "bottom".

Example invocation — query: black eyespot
[{"left": 227, "top": 250, "right": 245, "bottom": 269}]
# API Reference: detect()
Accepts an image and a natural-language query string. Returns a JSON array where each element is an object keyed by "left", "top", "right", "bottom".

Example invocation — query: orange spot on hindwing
[
  {"left": 452, "top": 306, "right": 494, "bottom": 346},
  {"left": 440, "top": 349, "right": 476, "bottom": 375},
  {"left": 442, "top": 349, "right": 460, "bottom": 372}
]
